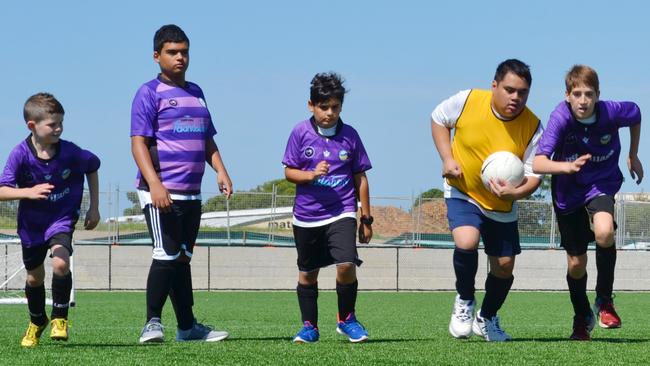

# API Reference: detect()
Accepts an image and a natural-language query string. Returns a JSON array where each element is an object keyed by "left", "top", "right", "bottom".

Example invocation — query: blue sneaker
[
  {"left": 336, "top": 313, "right": 369, "bottom": 343},
  {"left": 175, "top": 319, "right": 229, "bottom": 342},
  {"left": 293, "top": 321, "right": 319, "bottom": 343}
]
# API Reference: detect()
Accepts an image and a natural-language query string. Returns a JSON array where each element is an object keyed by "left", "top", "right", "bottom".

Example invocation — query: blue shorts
[{"left": 446, "top": 198, "right": 521, "bottom": 257}]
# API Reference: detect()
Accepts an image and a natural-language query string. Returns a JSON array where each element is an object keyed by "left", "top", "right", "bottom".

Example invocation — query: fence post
[
  {"left": 226, "top": 196, "right": 231, "bottom": 246},
  {"left": 549, "top": 204, "right": 557, "bottom": 248}
]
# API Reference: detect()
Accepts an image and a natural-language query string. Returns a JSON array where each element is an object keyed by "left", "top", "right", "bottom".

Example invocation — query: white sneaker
[
  {"left": 449, "top": 295, "right": 475, "bottom": 338},
  {"left": 472, "top": 310, "right": 511, "bottom": 342}
]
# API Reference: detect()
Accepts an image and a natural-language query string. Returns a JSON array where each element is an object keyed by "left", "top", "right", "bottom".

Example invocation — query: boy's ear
[
  {"left": 307, "top": 100, "right": 315, "bottom": 113},
  {"left": 491, "top": 80, "right": 497, "bottom": 91},
  {"left": 153, "top": 51, "right": 160, "bottom": 64},
  {"left": 26, "top": 121, "right": 36, "bottom": 130}
]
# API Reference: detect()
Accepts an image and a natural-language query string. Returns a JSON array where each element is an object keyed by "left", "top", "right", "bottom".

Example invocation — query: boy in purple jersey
[
  {"left": 283, "top": 73, "right": 373, "bottom": 343},
  {"left": 533, "top": 65, "right": 643, "bottom": 340},
  {"left": 0, "top": 93, "right": 100, "bottom": 347},
  {"left": 131, "top": 24, "right": 232, "bottom": 344}
]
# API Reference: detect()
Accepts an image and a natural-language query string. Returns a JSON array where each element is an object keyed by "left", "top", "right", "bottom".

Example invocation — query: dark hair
[
  {"left": 310, "top": 72, "right": 346, "bottom": 105},
  {"left": 494, "top": 59, "right": 532, "bottom": 86},
  {"left": 565, "top": 64, "right": 599, "bottom": 93},
  {"left": 154, "top": 24, "right": 190, "bottom": 52},
  {"left": 23, "top": 93, "right": 64, "bottom": 123}
]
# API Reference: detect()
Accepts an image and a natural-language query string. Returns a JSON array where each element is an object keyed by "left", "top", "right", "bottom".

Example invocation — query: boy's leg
[
  {"left": 21, "top": 245, "right": 48, "bottom": 347},
  {"left": 480, "top": 256, "right": 515, "bottom": 320},
  {"left": 49, "top": 233, "right": 74, "bottom": 321}
]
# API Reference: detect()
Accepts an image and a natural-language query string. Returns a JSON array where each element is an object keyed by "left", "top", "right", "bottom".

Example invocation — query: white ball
[{"left": 481, "top": 151, "right": 525, "bottom": 189}]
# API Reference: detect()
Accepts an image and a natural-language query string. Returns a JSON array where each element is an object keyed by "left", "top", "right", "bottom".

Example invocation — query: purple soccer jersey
[
  {"left": 536, "top": 101, "right": 641, "bottom": 213},
  {"left": 130, "top": 77, "right": 217, "bottom": 194},
  {"left": 282, "top": 119, "right": 372, "bottom": 222},
  {"left": 0, "top": 138, "right": 100, "bottom": 247}
]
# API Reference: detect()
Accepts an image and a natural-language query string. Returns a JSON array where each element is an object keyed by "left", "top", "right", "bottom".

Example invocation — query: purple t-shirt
[
  {"left": 130, "top": 77, "right": 217, "bottom": 194},
  {"left": 0, "top": 138, "right": 100, "bottom": 247},
  {"left": 536, "top": 101, "right": 641, "bottom": 213},
  {"left": 282, "top": 119, "right": 372, "bottom": 222}
]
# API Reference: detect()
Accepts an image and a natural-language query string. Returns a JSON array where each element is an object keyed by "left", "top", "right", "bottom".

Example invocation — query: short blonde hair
[{"left": 565, "top": 65, "right": 599, "bottom": 93}]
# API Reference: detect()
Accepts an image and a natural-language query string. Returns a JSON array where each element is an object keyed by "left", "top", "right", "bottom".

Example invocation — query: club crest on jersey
[
  {"left": 582, "top": 137, "right": 589, "bottom": 144},
  {"left": 323, "top": 151, "right": 331, "bottom": 158},
  {"left": 169, "top": 99, "right": 178, "bottom": 107},
  {"left": 44, "top": 174, "right": 52, "bottom": 181},
  {"left": 198, "top": 98, "right": 207, "bottom": 107},
  {"left": 304, "top": 147, "right": 314, "bottom": 158},
  {"left": 600, "top": 134, "right": 611, "bottom": 145},
  {"left": 61, "top": 168, "right": 71, "bottom": 180},
  {"left": 338, "top": 150, "right": 349, "bottom": 161}
]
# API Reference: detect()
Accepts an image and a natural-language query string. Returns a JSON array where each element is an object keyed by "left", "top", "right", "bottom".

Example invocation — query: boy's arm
[
  {"left": 532, "top": 154, "right": 592, "bottom": 175},
  {"left": 205, "top": 138, "right": 232, "bottom": 198},
  {"left": 0, "top": 184, "right": 54, "bottom": 201},
  {"left": 354, "top": 171, "right": 372, "bottom": 244},
  {"left": 284, "top": 162, "right": 329, "bottom": 185},
  {"left": 84, "top": 171, "right": 100, "bottom": 230},
  {"left": 131, "top": 136, "right": 172, "bottom": 212},
  {"left": 431, "top": 121, "right": 462, "bottom": 179},
  {"left": 628, "top": 123, "right": 644, "bottom": 184}
]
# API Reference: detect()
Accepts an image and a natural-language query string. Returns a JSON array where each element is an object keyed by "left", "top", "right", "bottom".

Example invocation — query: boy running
[{"left": 533, "top": 64, "right": 643, "bottom": 340}]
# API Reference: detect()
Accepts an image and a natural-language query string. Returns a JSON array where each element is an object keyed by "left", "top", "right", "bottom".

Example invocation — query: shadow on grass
[{"left": 511, "top": 337, "right": 650, "bottom": 343}]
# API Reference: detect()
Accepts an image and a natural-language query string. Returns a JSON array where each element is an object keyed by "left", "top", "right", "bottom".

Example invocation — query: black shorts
[
  {"left": 143, "top": 200, "right": 202, "bottom": 261},
  {"left": 557, "top": 195, "right": 616, "bottom": 256},
  {"left": 293, "top": 217, "right": 363, "bottom": 272},
  {"left": 22, "top": 232, "right": 74, "bottom": 271}
]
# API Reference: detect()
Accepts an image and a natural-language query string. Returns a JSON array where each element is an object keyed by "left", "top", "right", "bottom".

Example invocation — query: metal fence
[{"left": 1, "top": 188, "right": 648, "bottom": 249}]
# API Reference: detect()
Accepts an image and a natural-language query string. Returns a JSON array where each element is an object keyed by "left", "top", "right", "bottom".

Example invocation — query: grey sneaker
[
  {"left": 139, "top": 317, "right": 164, "bottom": 344},
  {"left": 176, "top": 319, "right": 229, "bottom": 342}
]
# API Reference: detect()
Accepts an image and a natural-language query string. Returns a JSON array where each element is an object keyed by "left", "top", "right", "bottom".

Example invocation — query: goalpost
[{"left": 0, "top": 238, "right": 76, "bottom": 306}]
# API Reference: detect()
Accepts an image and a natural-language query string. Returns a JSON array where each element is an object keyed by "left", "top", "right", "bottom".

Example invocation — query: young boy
[
  {"left": 131, "top": 24, "right": 232, "bottom": 343},
  {"left": 0, "top": 93, "right": 100, "bottom": 347},
  {"left": 431, "top": 59, "right": 543, "bottom": 342},
  {"left": 533, "top": 65, "right": 643, "bottom": 340},
  {"left": 282, "top": 72, "right": 373, "bottom": 343}
]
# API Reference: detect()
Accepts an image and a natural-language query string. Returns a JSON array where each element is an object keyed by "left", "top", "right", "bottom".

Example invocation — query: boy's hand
[
  {"left": 358, "top": 223, "right": 373, "bottom": 244},
  {"left": 217, "top": 172, "right": 233, "bottom": 199},
  {"left": 26, "top": 183, "right": 54, "bottom": 200},
  {"left": 628, "top": 155, "right": 644, "bottom": 184},
  {"left": 84, "top": 207, "right": 100, "bottom": 230},
  {"left": 442, "top": 158, "right": 462, "bottom": 179},
  {"left": 150, "top": 182, "right": 173, "bottom": 212},
  {"left": 312, "top": 161, "right": 329, "bottom": 181},
  {"left": 487, "top": 178, "right": 518, "bottom": 200},
  {"left": 566, "top": 153, "right": 591, "bottom": 174}
]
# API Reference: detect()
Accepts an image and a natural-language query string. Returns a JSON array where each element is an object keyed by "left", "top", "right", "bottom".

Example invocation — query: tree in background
[{"left": 123, "top": 191, "right": 142, "bottom": 216}]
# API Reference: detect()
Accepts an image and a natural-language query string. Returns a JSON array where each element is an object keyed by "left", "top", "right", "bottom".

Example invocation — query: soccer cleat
[
  {"left": 449, "top": 295, "right": 475, "bottom": 338},
  {"left": 50, "top": 318, "right": 69, "bottom": 341},
  {"left": 570, "top": 312, "right": 596, "bottom": 341},
  {"left": 21, "top": 319, "right": 48, "bottom": 347},
  {"left": 175, "top": 319, "right": 229, "bottom": 342},
  {"left": 336, "top": 313, "right": 369, "bottom": 343},
  {"left": 139, "top": 317, "right": 164, "bottom": 344},
  {"left": 593, "top": 297, "right": 622, "bottom": 329},
  {"left": 293, "top": 321, "right": 320, "bottom": 343},
  {"left": 472, "top": 311, "right": 511, "bottom": 342}
]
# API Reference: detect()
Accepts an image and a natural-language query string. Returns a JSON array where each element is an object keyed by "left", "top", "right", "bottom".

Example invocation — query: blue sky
[{"left": 1, "top": 0, "right": 648, "bottom": 202}]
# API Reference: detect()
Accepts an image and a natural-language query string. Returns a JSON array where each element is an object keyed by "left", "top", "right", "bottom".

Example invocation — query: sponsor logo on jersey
[
  {"left": 314, "top": 174, "right": 350, "bottom": 188},
  {"left": 49, "top": 187, "right": 70, "bottom": 202},
  {"left": 600, "top": 134, "right": 611, "bottom": 145},
  {"left": 339, "top": 150, "right": 349, "bottom": 161},
  {"left": 173, "top": 118, "right": 207, "bottom": 133},
  {"left": 61, "top": 169, "right": 71, "bottom": 180},
  {"left": 304, "top": 147, "right": 314, "bottom": 158},
  {"left": 565, "top": 134, "right": 577, "bottom": 144}
]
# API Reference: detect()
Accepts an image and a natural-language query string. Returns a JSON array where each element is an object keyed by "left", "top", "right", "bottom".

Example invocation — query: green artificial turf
[{"left": 1, "top": 291, "right": 649, "bottom": 365}]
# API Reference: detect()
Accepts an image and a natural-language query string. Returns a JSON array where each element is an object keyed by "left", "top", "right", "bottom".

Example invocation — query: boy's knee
[
  {"left": 594, "top": 230, "right": 615, "bottom": 247},
  {"left": 51, "top": 258, "right": 70, "bottom": 277},
  {"left": 567, "top": 255, "right": 587, "bottom": 278}
]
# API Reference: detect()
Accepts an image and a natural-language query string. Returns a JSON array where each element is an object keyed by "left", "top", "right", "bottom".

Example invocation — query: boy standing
[
  {"left": 533, "top": 65, "right": 643, "bottom": 340},
  {"left": 0, "top": 93, "right": 100, "bottom": 347},
  {"left": 131, "top": 24, "right": 232, "bottom": 343},
  {"left": 283, "top": 72, "right": 373, "bottom": 343},
  {"left": 431, "top": 59, "right": 543, "bottom": 342}
]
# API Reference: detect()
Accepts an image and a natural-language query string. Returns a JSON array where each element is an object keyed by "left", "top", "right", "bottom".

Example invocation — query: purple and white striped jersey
[
  {"left": 130, "top": 77, "right": 217, "bottom": 194},
  {"left": 536, "top": 101, "right": 641, "bottom": 213},
  {"left": 0, "top": 138, "right": 100, "bottom": 247},
  {"left": 282, "top": 119, "right": 372, "bottom": 222}
]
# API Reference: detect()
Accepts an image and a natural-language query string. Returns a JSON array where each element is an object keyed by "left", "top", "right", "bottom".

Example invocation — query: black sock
[
  {"left": 480, "top": 273, "right": 514, "bottom": 319},
  {"left": 170, "top": 261, "right": 195, "bottom": 330},
  {"left": 337, "top": 280, "right": 358, "bottom": 321},
  {"left": 567, "top": 273, "right": 591, "bottom": 317},
  {"left": 25, "top": 283, "right": 47, "bottom": 325},
  {"left": 297, "top": 283, "right": 318, "bottom": 327},
  {"left": 453, "top": 248, "right": 478, "bottom": 301},
  {"left": 595, "top": 245, "right": 616, "bottom": 301},
  {"left": 146, "top": 259, "right": 175, "bottom": 322},
  {"left": 51, "top": 273, "right": 72, "bottom": 319}
]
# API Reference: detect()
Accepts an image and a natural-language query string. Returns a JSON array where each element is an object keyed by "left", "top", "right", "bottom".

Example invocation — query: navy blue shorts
[{"left": 446, "top": 198, "right": 521, "bottom": 257}]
